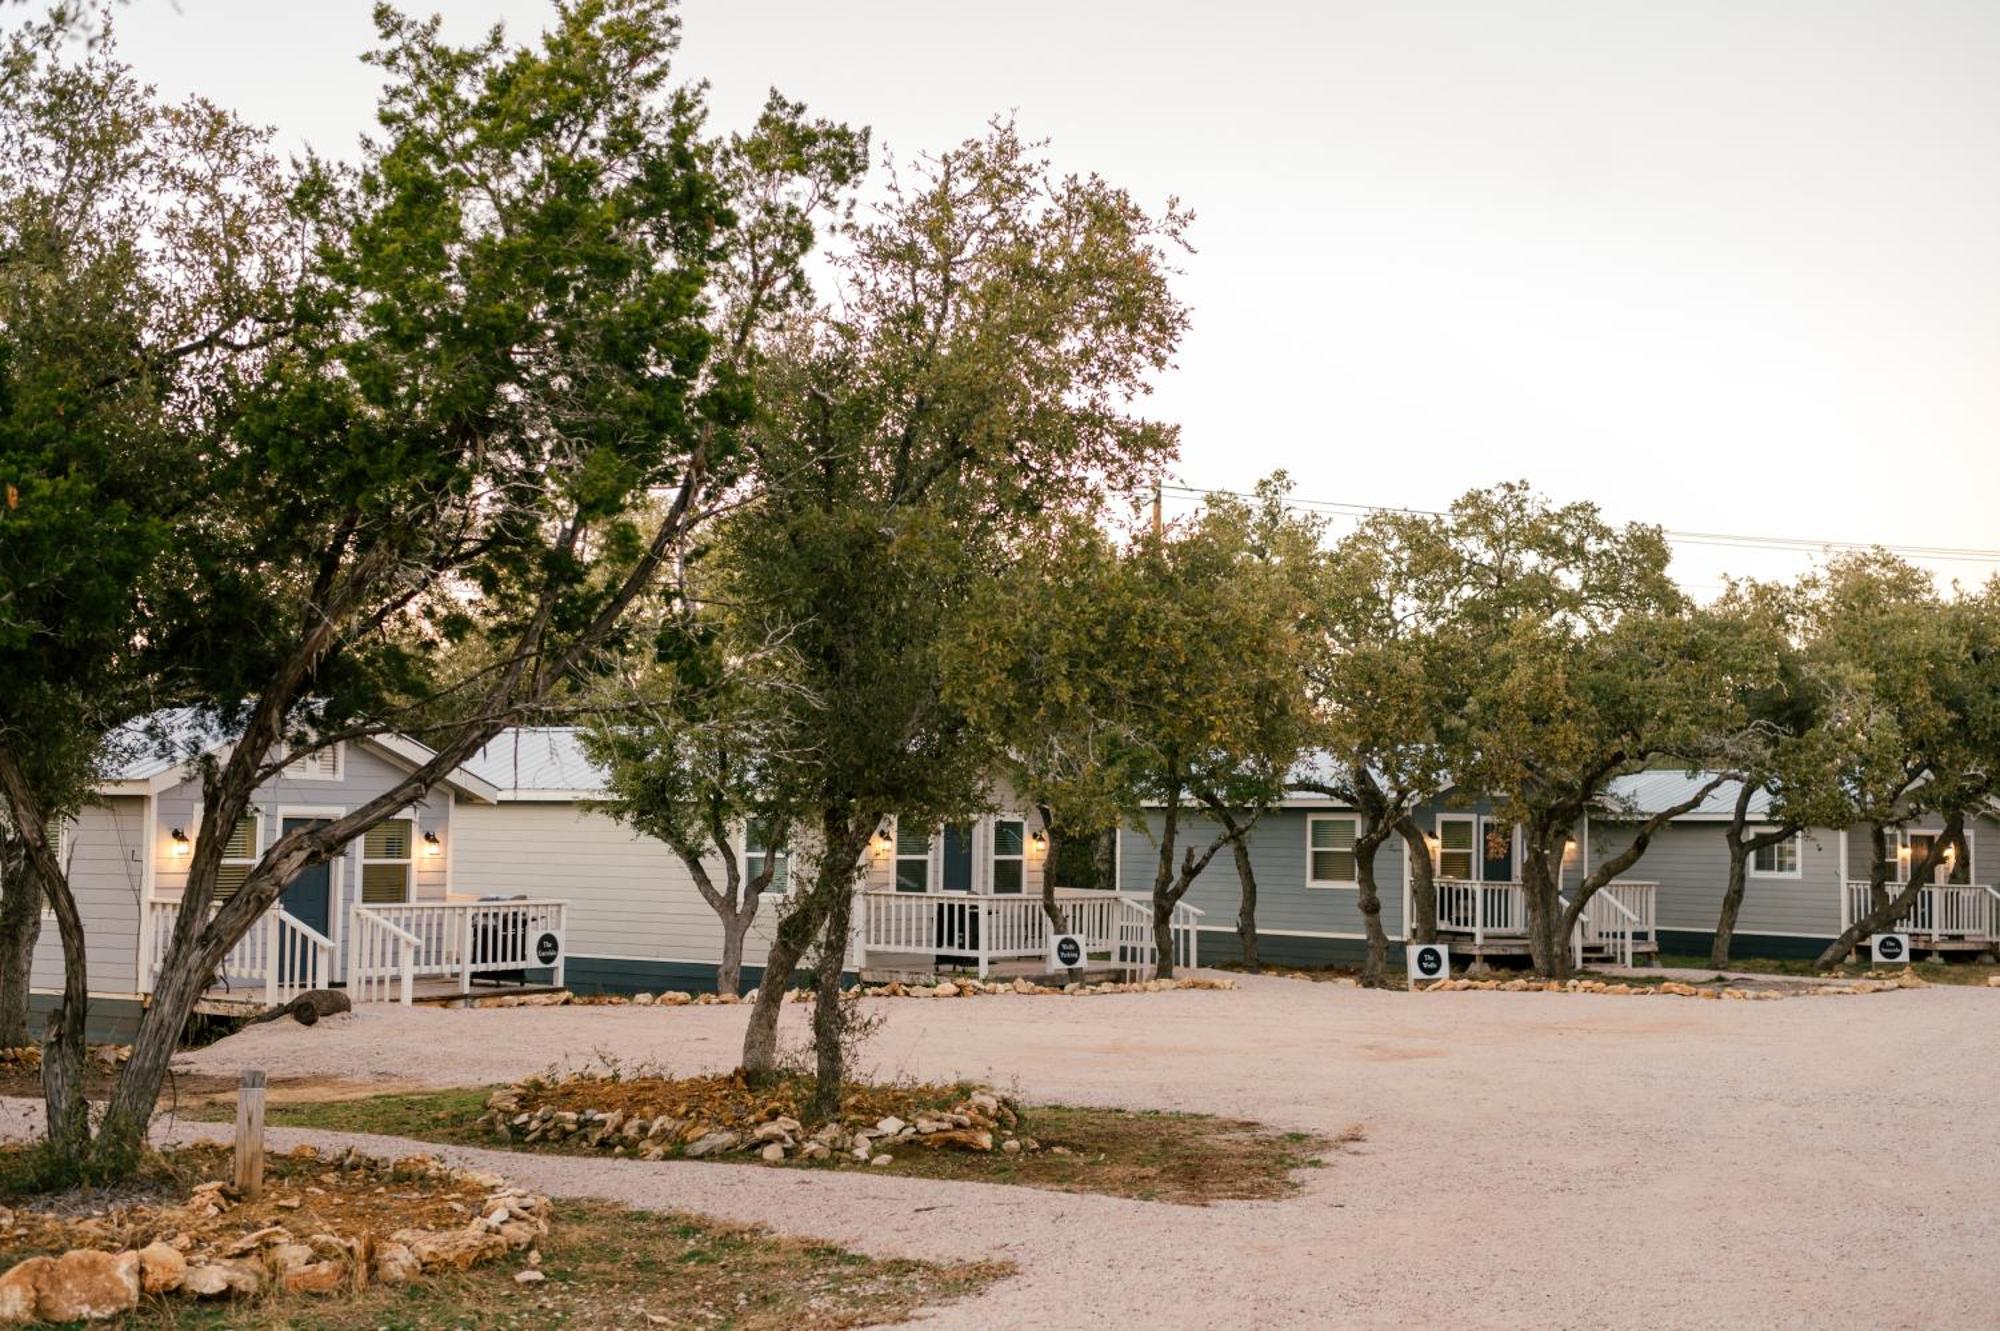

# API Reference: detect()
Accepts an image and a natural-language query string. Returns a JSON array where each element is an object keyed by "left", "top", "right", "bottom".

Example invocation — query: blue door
[{"left": 279, "top": 817, "right": 332, "bottom": 983}]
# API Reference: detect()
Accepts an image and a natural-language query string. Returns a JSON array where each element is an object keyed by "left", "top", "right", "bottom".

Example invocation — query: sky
[{"left": 100, "top": 0, "right": 2000, "bottom": 594}]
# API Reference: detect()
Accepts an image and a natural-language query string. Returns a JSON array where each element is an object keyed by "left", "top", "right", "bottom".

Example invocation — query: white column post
[
  {"left": 262, "top": 911, "right": 279, "bottom": 1005},
  {"left": 459, "top": 907, "right": 476, "bottom": 993}
]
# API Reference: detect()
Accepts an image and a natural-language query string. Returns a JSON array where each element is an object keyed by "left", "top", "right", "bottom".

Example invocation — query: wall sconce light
[
  {"left": 422, "top": 830, "right": 442, "bottom": 858},
  {"left": 872, "top": 825, "right": 894, "bottom": 856},
  {"left": 169, "top": 828, "right": 190, "bottom": 857},
  {"left": 1030, "top": 829, "right": 1048, "bottom": 854}
]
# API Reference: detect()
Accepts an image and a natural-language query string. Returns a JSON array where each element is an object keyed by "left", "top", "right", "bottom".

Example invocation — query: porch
[
  {"left": 1842, "top": 881, "right": 2000, "bottom": 956},
  {"left": 144, "top": 896, "right": 568, "bottom": 1012},
  {"left": 855, "top": 887, "right": 1201, "bottom": 981},
  {"left": 1433, "top": 878, "right": 1659, "bottom": 967}
]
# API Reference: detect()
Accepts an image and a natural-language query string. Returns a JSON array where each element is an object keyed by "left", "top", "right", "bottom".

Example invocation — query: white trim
[
  {"left": 891, "top": 816, "right": 931, "bottom": 893},
  {"left": 1305, "top": 813, "right": 1361, "bottom": 888},
  {"left": 1747, "top": 826, "right": 1803, "bottom": 879},
  {"left": 275, "top": 805, "right": 347, "bottom": 964},
  {"left": 990, "top": 815, "right": 1027, "bottom": 896},
  {"left": 358, "top": 812, "right": 417, "bottom": 906},
  {"left": 364, "top": 733, "right": 503, "bottom": 803}
]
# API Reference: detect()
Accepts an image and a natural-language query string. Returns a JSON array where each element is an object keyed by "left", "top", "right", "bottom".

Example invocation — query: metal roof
[
  {"left": 461, "top": 728, "right": 607, "bottom": 798},
  {"left": 1599, "top": 770, "right": 1767, "bottom": 821}
]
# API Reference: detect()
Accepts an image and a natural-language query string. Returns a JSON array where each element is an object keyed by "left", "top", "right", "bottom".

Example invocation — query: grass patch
[
  {"left": 101, "top": 1200, "right": 1007, "bottom": 1330},
  {"left": 236, "top": 1085, "right": 1333, "bottom": 1207},
  {"left": 1657, "top": 954, "right": 1998, "bottom": 986}
]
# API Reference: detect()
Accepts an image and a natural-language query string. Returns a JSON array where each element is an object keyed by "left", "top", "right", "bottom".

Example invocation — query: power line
[{"left": 1146, "top": 483, "right": 2000, "bottom": 566}]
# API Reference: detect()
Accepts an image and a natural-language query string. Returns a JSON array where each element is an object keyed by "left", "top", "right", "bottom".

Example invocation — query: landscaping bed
[
  {"left": 1424, "top": 970, "right": 1936, "bottom": 998},
  {"left": 0, "top": 1141, "right": 548, "bottom": 1323},
  {"left": 477, "top": 973, "right": 1237, "bottom": 1009},
  {"left": 251, "top": 1071, "right": 1335, "bottom": 1206}
]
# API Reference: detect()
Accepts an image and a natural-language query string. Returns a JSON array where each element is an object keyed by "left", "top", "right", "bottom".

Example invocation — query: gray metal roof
[
  {"left": 462, "top": 728, "right": 607, "bottom": 797},
  {"left": 1600, "top": 770, "right": 1767, "bottom": 821},
  {"left": 100, "top": 709, "right": 237, "bottom": 781}
]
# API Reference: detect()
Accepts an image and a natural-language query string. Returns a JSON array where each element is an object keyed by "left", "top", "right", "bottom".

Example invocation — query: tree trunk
[
  {"left": 740, "top": 809, "right": 872, "bottom": 1086},
  {"left": 1150, "top": 787, "right": 1182, "bottom": 981},
  {"left": 1092, "top": 827, "right": 1116, "bottom": 892},
  {"left": 809, "top": 876, "right": 856, "bottom": 1119},
  {"left": 1711, "top": 841, "right": 1751, "bottom": 970},
  {"left": 39, "top": 875, "right": 93, "bottom": 1169},
  {"left": 1038, "top": 806, "right": 1064, "bottom": 930},
  {"left": 0, "top": 836, "right": 42, "bottom": 1048},
  {"left": 1815, "top": 811, "right": 1963, "bottom": 968},
  {"left": 1395, "top": 815, "right": 1437, "bottom": 945},
  {"left": 1353, "top": 830, "right": 1393, "bottom": 986},
  {"left": 1522, "top": 839, "right": 1569, "bottom": 979},
  {"left": 716, "top": 911, "right": 747, "bottom": 999},
  {"left": 1231, "top": 832, "right": 1259, "bottom": 971}
]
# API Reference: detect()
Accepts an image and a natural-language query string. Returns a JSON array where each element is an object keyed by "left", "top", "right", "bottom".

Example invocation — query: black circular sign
[
  {"left": 1054, "top": 936, "right": 1083, "bottom": 968},
  {"left": 534, "top": 932, "right": 561, "bottom": 966},
  {"left": 1876, "top": 934, "right": 1906, "bottom": 963},
  {"left": 1415, "top": 946, "right": 1444, "bottom": 978}
]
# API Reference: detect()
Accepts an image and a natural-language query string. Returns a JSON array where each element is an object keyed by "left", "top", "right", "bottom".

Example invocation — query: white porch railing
[
  {"left": 143, "top": 899, "right": 335, "bottom": 1007},
  {"left": 854, "top": 888, "right": 1200, "bottom": 978},
  {"left": 1569, "top": 881, "right": 1656, "bottom": 968},
  {"left": 1435, "top": 878, "right": 1529, "bottom": 946},
  {"left": 347, "top": 909, "right": 419, "bottom": 1005},
  {"left": 1842, "top": 881, "right": 1999, "bottom": 941},
  {"left": 1435, "top": 879, "right": 1657, "bottom": 966},
  {"left": 350, "top": 899, "right": 567, "bottom": 1000}
]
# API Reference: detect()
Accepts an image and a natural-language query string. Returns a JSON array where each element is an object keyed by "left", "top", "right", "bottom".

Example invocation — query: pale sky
[{"left": 101, "top": 0, "right": 2000, "bottom": 593}]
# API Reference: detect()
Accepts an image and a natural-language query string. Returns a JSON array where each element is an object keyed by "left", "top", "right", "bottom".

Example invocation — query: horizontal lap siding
[
  {"left": 1845, "top": 813, "right": 2000, "bottom": 883},
  {"left": 30, "top": 797, "right": 145, "bottom": 995},
  {"left": 1587, "top": 820, "right": 1842, "bottom": 938},
  {"left": 1119, "top": 809, "right": 1406, "bottom": 939},
  {"left": 453, "top": 802, "right": 780, "bottom": 969}
]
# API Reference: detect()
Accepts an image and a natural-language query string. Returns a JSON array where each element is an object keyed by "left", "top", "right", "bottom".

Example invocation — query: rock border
[
  {"left": 482, "top": 1080, "right": 1047, "bottom": 1167},
  {"left": 475, "top": 974, "right": 1236, "bottom": 1009},
  {"left": 1420, "top": 970, "right": 1934, "bottom": 999},
  {"left": 0, "top": 1147, "right": 548, "bottom": 1325}
]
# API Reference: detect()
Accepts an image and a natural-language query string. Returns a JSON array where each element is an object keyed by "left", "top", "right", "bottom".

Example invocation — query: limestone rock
[
  {"left": 373, "top": 1242, "right": 421, "bottom": 1286},
  {"left": 391, "top": 1227, "right": 508, "bottom": 1272},
  {"left": 869, "top": 1153, "right": 894, "bottom": 1167},
  {"left": 0, "top": 1257, "right": 52, "bottom": 1325},
  {"left": 759, "top": 1143, "right": 786, "bottom": 1163},
  {"left": 514, "top": 1268, "right": 546, "bottom": 1284},
  {"left": 280, "top": 1260, "right": 346, "bottom": 1295},
  {"left": 35, "top": 1249, "right": 140, "bottom": 1323},
  {"left": 684, "top": 1130, "right": 740, "bottom": 1158}
]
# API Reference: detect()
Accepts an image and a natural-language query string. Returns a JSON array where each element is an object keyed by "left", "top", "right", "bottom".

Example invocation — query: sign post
[
  {"left": 1870, "top": 932, "right": 1911, "bottom": 967},
  {"left": 1407, "top": 943, "right": 1449, "bottom": 989},
  {"left": 1048, "top": 933, "right": 1085, "bottom": 973}
]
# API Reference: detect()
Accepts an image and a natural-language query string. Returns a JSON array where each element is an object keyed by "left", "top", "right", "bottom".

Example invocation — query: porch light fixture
[
  {"left": 169, "top": 828, "right": 190, "bottom": 857},
  {"left": 1030, "top": 829, "right": 1048, "bottom": 854},
  {"left": 872, "top": 824, "right": 894, "bottom": 856},
  {"left": 423, "top": 830, "right": 442, "bottom": 857}
]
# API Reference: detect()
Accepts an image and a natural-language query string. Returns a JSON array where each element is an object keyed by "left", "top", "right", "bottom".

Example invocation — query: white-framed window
[
  {"left": 1307, "top": 814, "right": 1359, "bottom": 886},
  {"left": 1436, "top": 814, "right": 1476, "bottom": 880},
  {"left": 744, "top": 822, "right": 789, "bottom": 895},
  {"left": 1905, "top": 829, "right": 1973, "bottom": 885},
  {"left": 991, "top": 818, "right": 1026, "bottom": 894},
  {"left": 894, "top": 821, "right": 930, "bottom": 893},
  {"left": 215, "top": 813, "right": 261, "bottom": 901},
  {"left": 43, "top": 813, "right": 68, "bottom": 865},
  {"left": 1749, "top": 829, "right": 1802, "bottom": 878},
  {"left": 285, "top": 743, "right": 343, "bottom": 781},
  {"left": 360, "top": 817, "right": 413, "bottom": 904}
]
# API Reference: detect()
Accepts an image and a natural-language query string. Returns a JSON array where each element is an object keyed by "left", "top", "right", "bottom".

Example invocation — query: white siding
[
  {"left": 29, "top": 796, "right": 147, "bottom": 996},
  {"left": 452, "top": 802, "right": 785, "bottom": 968}
]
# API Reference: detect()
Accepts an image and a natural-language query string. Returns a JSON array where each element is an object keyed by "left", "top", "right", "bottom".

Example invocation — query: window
[
  {"left": 361, "top": 818, "right": 413, "bottom": 904},
  {"left": 285, "top": 744, "right": 343, "bottom": 781},
  {"left": 215, "top": 814, "right": 260, "bottom": 901},
  {"left": 1436, "top": 816, "right": 1476, "bottom": 880},
  {"left": 1906, "top": 831, "right": 1971, "bottom": 885},
  {"left": 894, "top": 822, "right": 930, "bottom": 893},
  {"left": 1308, "top": 815, "right": 1359, "bottom": 885},
  {"left": 44, "top": 814, "right": 67, "bottom": 865},
  {"left": 1750, "top": 830, "right": 1801, "bottom": 877},
  {"left": 745, "top": 823, "right": 788, "bottom": 894},
  {"left": 991, "top": 819, "right": 1026, "bottom": 894}
]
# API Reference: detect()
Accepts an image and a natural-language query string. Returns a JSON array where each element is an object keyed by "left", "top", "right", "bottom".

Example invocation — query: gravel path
[{"left": 9, "top": 974, "right": 1997, "bottom": 1329}]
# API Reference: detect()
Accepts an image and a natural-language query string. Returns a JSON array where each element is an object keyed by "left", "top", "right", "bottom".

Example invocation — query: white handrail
[
  {"left": 854, "top": 889, "right": 1199, "bottom": 980},
  {"left": 144, "top": 899, "right": 332, "bottom": 1006},
  {"left": 1844, "top": 880, "right": 1997, "bottom": 941},
  {"left": 348, "top": 910, "right": 420, "bottom": 1005}
]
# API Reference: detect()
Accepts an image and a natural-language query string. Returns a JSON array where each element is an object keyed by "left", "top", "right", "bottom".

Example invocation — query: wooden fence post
[{"left": 234, "top": 1068, "right": 267, "bottom": 1200}]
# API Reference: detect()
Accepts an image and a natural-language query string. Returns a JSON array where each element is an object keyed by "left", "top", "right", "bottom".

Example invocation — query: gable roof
[
  {"left": 92, "top": 709, "right": 500, "bottom": 803},
  {"left": 461, "top": 728, "right": 607, "bottom": 800}
]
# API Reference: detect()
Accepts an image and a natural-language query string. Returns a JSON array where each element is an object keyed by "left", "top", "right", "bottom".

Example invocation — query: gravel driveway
[{"left": 10, "top": 974, "right": 1997, "bottom": 1329}]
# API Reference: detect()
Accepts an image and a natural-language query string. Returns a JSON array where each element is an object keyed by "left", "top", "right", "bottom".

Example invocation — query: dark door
[
  {"left": 941, "top": 823, "right": 975, "bottom": 891},
  {"left": 279, "top": 817, "right": 332, "bottom": 983},
  {"left": 1481, "top": 819, "right": 1516, "bottom": 883},
  {"left": 936, "top": 822, "right": 978, "bottom": 959}
]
